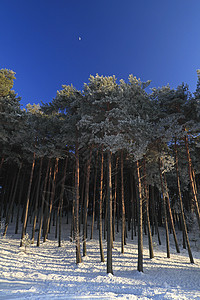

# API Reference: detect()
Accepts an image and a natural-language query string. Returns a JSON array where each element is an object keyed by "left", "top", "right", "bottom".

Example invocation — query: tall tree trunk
[
  {"left": 150, "top": 185, "right": 161, "bottom": 245},
  {"left": 4, "top": 163, "right": 22, "bottom": 236},
  {"left": 75, "top": 143, "right": 82, "bottom": 264},
  {"left": 31, "top": 157, "right": 43, "bottom": 243},
  {"left": 99, "top": 147, "right": 105, "bottom": 262},
  {"left": 136, "top": 160, "right": 143, "bottom": 272},
  {"left": 184, "top": 131, "right": 200, "bottom": 231},
  {"left": 143, "top": 158, "right": 154, "bottom": 259},
  {"left": 162, "top": 170, "right": 180, "bottom": 253},
  {"left": 20, "top": 152, "right": 36, "bottom": 247},
  {"left": 43, "top": 158, "right": 59, "bottom": 242},
  {"left": 113, "top": 155, "right": 119, "bottom": 241},
  {"left": 159, "top": 159, "right": 170, "bottom": 258},
  {"left": 15, "top": 172, "right": 25, "bottom": 234},
  {"left": 58, "top": 153, "right": 68, "bottom": 247},
  {"left": 83, "top": 148, "right": 92, "bottom": 256},
  {"left": 107, "top": 150, "right": 113, "bottom": 274},
  {"left": 91, "top": 150, "right": 98, "bottom": 239},
  {"left": 175, "top": 138, "right": 194, "bottom": 263},
  {"left": 121, "top": 150, "right": 125, "bottom": 254},
  {"left": 37, "top": 158, "right": 51, "bottom": 247}
]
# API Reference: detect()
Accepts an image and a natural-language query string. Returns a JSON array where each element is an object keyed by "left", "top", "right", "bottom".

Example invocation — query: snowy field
[{"left": 0, "top": 220, "right": 200, "bottom": 300}]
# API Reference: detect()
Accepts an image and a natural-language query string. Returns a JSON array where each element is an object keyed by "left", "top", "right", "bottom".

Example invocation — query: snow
[{"left": 0, "top": 220, "right": 200, "bottom": 300}]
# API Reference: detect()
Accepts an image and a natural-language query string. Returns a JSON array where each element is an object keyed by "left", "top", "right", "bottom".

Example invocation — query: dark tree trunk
[
  {"left": 31, "top": 157, "right": 43, "bottom": 243},
  {"left": 121, "top": 150, "right": 125, "bottom": 254},
  {"left": 99, "top": 147, "right": 105, "bottom": 262},
  {"left": 159, "top": 159, "right": 170, "bottom": 258},
  {"left": 83, "top": 148, "right": 92, "bottom": 256},
  {"left": 107, "top": 150, "right": 113, "bottom": 274},
  {"left": 91, "top": 150, "right": 98, "bottom": 240},
  {"left": 37, "top": 158, "right": 51, "bottom": 247},
  {"left": 113, "top": 155, "right": 119, "bottom": 242},
  {"left": 184, "top": 131, "right": 200, "bottom": 231},
  {"left": 162, "top": 170, "right": 180, "bottom": 253},
  {"left": 136, "top": 160, "right": 143, "bottom": 272},
  {"left": 175, "top": 138, "right": 194, "bottom": 263},
  {"left": 58, "top": 154, "right": 68, "bottom": 247},
  {"left": 4, "top": 163, "right": 22, "bottom": 236},
  {"left": 43, "top": 158, "right": 59, "bottom": 242},
  {"left": 75, "top": 143, "right": 82, "bottom": 264},
  {"left": 20, "top": 152, "right": 36, "bottom": 247},
  {"left": 143, "top": 158, "right": 154, "bottom": 259}
]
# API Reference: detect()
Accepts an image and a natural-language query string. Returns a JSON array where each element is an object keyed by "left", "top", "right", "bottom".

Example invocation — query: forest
[{"left": 1, "top": 68, "right": 200, "bottom": 275}]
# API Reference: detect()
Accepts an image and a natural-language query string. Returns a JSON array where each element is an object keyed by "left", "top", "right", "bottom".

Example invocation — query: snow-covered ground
[{"left": 0, "top": 219, "right": 200, "bottom": 300}]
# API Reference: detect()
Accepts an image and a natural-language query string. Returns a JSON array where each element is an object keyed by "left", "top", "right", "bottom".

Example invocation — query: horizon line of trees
[{"left": 1, "top": 68, "right": 200, "bottom": 274}]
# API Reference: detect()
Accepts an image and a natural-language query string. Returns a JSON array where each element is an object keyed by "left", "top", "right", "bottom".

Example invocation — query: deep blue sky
[{"left": 1, "top": 0, "right": 200, "bottom": 107}]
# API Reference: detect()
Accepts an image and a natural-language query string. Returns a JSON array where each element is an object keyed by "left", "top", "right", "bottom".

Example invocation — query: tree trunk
[
  {"left": 20, "top": 152, "right": 36, "bottom": 247},
  {"left": 43, "top": 158, "right": 59, "bottom": 242},
  {"left": 159, "top": 159, "right": 170, "bottom": 258},
  {"left": 113, "top": 155, "right": 119, "bottom": 241},
  {"left": 143, "top": 158, "right": 154, "bottom": 259},
  {"left": 175, "top": 138, "right": 194, "bottom": 263},
  {"left": 121, "top": 150, "right": 125, "bottom": 254},
  {"left": 37, "top": 158, "right": 51, "bottom": 247},
  {"left": 136, "top": 160, "right": 143, "bottom": 272},
  {"left": 91, "top": 150, "right": 98, "bottom": 239},
  {"left": 83, "top": 148, "right": 92, "bottom": 256},
  {"left": 31, "top": 157, "right": 43, "bottom": 243},
  {"left": 58, "top": 154, "right": 68, "bottom": 247},
  {"left": 75, "top": 143, "right": 82, "bottom": 264},
  {"left": 162, "top": 170, "right": 180, "bottom": 253},
  {"left": 99, "top": 147, "right": 105, "bottom": 262},
  {"left": 184, "top": 131, "right": 200, "bottom": 231},
  {"left": 4, "top": 163, "right": 22, "bottom": 236},
  {"left": 107, "top": 150, "right": 113, "bottom": 274}
]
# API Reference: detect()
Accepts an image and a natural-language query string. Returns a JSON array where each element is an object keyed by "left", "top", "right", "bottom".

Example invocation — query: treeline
[{"left": 1, "top": 69, "right": 200, "bottom": 273}]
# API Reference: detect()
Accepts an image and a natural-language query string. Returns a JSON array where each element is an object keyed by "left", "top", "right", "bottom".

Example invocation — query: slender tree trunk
[
  {"left": 58, "top": 154, "right": 68, "bottom": 247},
  {"left": 75, "top": 143, "right": 82, "bottom": 264},
  {"left": 91, "top": 150, "right": 98, "bottom": 239},
  {"left": 15, "top": 172, "right": 25, "bottom": 234},
  {"left": 20, "top": 152, "right": 36, "bottom": 247},
  {"left": 37, "top": 158, "right": 51, "bottom": 247},
  {"left": 184, "top": 131, "right": 200, "bottom": 231},
  {"left": 113, "top": 155, "right": 119, "bottom": 241},
  {"left": 4, "top": 163, "right": 22, "bottom": 236},
  {"left": 107, "top": 150, "right": 113, "bottom": 274},
  {"left": 150, "top": 185, "right": 161, "bottom": 245},
  {"left": 121, "top": 150, "right": 125, "bottom": 254},
  {"left": 31, "top": 157, "right": 43, "bottom": 243},
  {"left": 162, "top": 170, "right": 180, "bottom": 253},
  {"left": 159, "top": 159, "right": 170, "bottom": 258},
  {"left": 43, "top": 158, "right": 59, "bottom": 242},
  {"left": 83, "top": 148, "right": 92, "bottom": 256},
  {"left": 143, "top": 158, "right": 154, "bottom": 259},
  {"left": 99, "top": 147, "right": 105, "bottom": 262},
  {"left": 175, "top": 138, "right": 194, "bottom": 263},
  {"left": 136, "top": 160, "right": 143, "bottom": 272}
]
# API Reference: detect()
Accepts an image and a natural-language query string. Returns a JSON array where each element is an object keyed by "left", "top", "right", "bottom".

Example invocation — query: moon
[{"left": 78, "top": 37, "right": 82, "bottom": 41}]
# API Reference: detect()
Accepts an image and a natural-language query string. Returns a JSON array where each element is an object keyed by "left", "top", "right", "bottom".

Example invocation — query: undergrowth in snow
[{"left": 0, "top": 219, "right": 199, "bottom": 299}]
